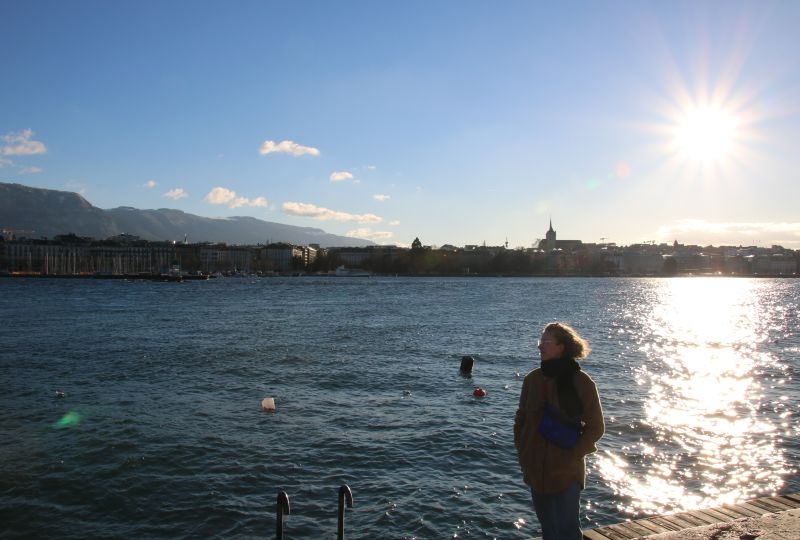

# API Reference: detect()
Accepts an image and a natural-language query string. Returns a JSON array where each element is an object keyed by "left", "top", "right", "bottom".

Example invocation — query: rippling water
[{"left": 0, "top": 277, "right": 797, "bottom": 539}]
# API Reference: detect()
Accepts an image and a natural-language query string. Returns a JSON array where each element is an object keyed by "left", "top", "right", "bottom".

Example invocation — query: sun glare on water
[{"left": 595, "top": 279, "right": 794, "bottom": 517}]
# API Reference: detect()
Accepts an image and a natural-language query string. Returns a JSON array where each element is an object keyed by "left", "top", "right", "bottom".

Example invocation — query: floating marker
[
  {"left": 473, "top": 387, "right": 486, "bottom": 398},
  {"left": 261, "top": 397, "right": 276, "bottom": 411}
]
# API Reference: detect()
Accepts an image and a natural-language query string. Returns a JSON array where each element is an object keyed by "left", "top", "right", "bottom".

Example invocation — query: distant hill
[{"left": 0, "top": 182, "right": 374, "bottom": 247}]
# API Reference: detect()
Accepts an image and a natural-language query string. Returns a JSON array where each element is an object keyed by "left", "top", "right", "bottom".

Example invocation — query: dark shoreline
[
  {"left": 0, "top": 272, "right": 209, "bottom": 281},
  {"left": 1, "top": 272, "right": 796, "bottom": 279}
]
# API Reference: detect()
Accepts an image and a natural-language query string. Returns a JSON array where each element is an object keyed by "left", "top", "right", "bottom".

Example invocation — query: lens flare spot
[
  {"left": 54, "top": 410, "right": 82, "bottom": 428},
  {"left": 614, "top": 161, "right": 631, "bottom": 178}
]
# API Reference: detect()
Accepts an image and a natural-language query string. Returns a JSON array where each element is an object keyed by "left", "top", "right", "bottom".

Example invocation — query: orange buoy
[{"left": 473, "top": 387, "right": 486, "bottom": 397}]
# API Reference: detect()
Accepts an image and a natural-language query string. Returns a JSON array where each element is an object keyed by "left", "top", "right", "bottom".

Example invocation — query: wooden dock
[{"left": 571, "top": 492, "right": 800, "bottom": 540}]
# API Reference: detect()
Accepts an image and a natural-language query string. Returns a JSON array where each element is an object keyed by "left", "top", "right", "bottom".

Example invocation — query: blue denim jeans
[{"left": 531, "top": 483, "right": 583, "bottom": 540}]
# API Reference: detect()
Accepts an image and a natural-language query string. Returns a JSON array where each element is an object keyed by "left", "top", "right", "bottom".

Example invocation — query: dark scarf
[{"left": 541, "top": 356, "right": 583, "bottom": 417}]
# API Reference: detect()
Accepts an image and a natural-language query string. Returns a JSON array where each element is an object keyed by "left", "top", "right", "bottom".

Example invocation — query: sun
[{"left": 672, "top": 105, "right": 740, "bottom": 163}]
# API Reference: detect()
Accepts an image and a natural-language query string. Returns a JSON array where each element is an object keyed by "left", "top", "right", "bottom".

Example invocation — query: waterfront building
[{"left": 0, "top": 224, "right": 797, "bottom": 277}]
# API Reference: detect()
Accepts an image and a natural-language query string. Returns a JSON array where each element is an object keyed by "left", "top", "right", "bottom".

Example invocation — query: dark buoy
[
  {"left": 460, "top": 355, "right": 474, "bottom": 374},
  {"left": 473, "top": 387, "right": 486, "bottom": 397}
]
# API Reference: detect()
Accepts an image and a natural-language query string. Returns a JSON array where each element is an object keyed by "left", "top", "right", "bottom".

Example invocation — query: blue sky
[{"left": 2, "top": 1, "right": 800, "bottom": 248}]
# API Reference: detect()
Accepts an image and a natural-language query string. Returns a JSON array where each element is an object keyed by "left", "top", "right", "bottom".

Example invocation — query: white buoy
[{"left": 261, "top": 397, "right": 276, "bottom": 411}]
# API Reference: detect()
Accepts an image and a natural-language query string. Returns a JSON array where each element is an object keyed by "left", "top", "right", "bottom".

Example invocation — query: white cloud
[
  {"left": 0, "top": 157, "right": 12, "bottom": 167},
  {"left": 282, "top": 201, "right": 382, "bottom": 223},
  {"left": 18, "top": 166, "right": 42, "bottom": 174},
  {"left": 144, "top": 180, "right": 157, "bottom": 188},
  {"left": 346, "top": 228, "right": 394, "bottom": 241},
  {"left": 250, "top": 196, "right": 268, "bottom": 206},
  {"left": 389, "top": 220, "right": 400, "bottom": 226},
  {"left": 164, "top": 188, "right": 188, "bottom": 200},
  {"left": 204, "top": 187, "right": 268, "bottom": 209},
  {"left": 655, "top": 219, "right": 800, "bottom": 246},
  {"left": 330, "top": 171, "right": 354, "bottom": 182},
  {"left": 259, "top": 139, "right": 320, "bottom": 156},
  {"left": 1, "top": 129, "right": 46, "bottom": 155},
  {"left": 373, "top": 194, "right": 390, "bottom": 202}
]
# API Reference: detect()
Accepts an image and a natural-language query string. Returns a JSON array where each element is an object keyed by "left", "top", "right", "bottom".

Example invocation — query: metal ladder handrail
[{"left": 274, "top": 484, "right": 354, "bottom": 540}]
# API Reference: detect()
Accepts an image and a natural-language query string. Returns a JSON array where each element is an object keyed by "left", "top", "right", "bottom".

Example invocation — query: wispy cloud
[
  {"left": 373, "top": 194, "right": 390, "bottom": 202},
  {"left": 346, "top": 228, "right": 394, "bottom": 241},
  {"left": 18, "top": 166, "right": 42, "bottom": 174},
  {"left": 65, "top": 182, "right": 87, "bottom": 195},
  {"left": 389, "top": 220, "right": 400, "bottom": 226},
  {"left": 282, "top": 201, "right": 382, "bottom": 224},
  {"left": 330, "top": 171, "right": 354, "bottom": 182},
  {"left": 656, "top": 219, "right": 800, "bottom": 246},
  {"left": 259, "top": 139, "right": 320, "bottom": 157},
  {"left": 204, "top": 187, "right": 267, "bottom": 209},
  {"left": 144, "top": 180, "right": 157, "bottom": 188},
  {"left": 1, "top": 129, "right": 46, "bottom": 156},
  {"left": 164, "top": 188, "right": 188, "bottom": 200}
]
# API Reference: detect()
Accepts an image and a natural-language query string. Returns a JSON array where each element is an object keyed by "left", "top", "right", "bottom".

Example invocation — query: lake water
[{"left": 1, "top": 276, "right": 798, "bottom": 539}]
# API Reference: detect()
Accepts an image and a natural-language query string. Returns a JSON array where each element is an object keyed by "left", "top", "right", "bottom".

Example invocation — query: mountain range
[{"left": 0, "top": 182, "right": 374, "bottom": 247}]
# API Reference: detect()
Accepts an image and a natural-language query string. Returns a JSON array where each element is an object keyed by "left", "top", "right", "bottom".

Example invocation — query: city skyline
[{"left": 2, "top": 1, "right": 800, "bottom": 249}]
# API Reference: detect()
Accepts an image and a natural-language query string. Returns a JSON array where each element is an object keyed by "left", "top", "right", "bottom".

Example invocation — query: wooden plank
[
  {"left": 716, "top": 503, "right": 760, "bottom": 519},
  {"left": 759, "top": 496, "right": 796, "bottom": 510},
  {"left": 656, "top": 513, "right": 701, "bottom": 530},
  {"left": 745, "top": 497, "right": 791, "bottom": 513},
  {"left": 603, "top": 522, "right": 645, "bottom": 539},
  {"left": 773, "top": 495, "right": 800, "bottom": 508},
  {"left": 582, "top": 529, "right": 614, "bottom": 540},
  {"left": 668, "top": 511, "right": 708, "bottom": 527},
  {"left": 585, "top": 525, "right": 632, "bottom": 540},
  {"left": 619, "top": 519, "right": 667, "bottom": 537},
  {"left": 677, "top": 509, "right": 721, "bottom": 526},
  {"left": 771, "top": 495, "right": 800, "bottom": 508},
  {"left": 782, "top": 492, "right": 800, "bottom": 505},
  {"left": 646, "top": 515, "right": 685, "bottom": 531},
  {"left": 726, "top": 501, "right": 770, "bottom": 517},
  {"left": 630, "top": 518, "right": 672, "bottom": 534},
  {"left": 693, "top": 506, "right": 737, "bottom": 523}
]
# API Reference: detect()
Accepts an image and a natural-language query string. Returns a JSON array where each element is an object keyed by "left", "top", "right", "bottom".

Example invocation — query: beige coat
[{"left": 513, "top": 367, "right": 604, "bottom": 494}]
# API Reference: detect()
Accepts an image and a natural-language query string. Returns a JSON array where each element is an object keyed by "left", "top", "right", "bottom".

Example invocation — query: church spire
[{"left": 545, "top": 218, "right": 556, "bottom": 251}]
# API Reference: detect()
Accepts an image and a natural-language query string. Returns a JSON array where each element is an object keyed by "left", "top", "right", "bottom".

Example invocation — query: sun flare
[{"left": 673, "top": 105, "right": 740, "bottom": 163}]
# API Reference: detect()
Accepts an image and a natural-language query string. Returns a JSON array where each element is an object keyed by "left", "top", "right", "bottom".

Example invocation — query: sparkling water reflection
[
  {"left": 596, "top": 278, "right": 798, "bottom": 516},
  {"left": 0, "top": 277, "right": 797, "bottom": 538}
]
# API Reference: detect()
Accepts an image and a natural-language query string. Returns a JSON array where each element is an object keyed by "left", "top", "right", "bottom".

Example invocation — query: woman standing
[{"left": 514, "top": 322, "right": 605, "bottom": 540}]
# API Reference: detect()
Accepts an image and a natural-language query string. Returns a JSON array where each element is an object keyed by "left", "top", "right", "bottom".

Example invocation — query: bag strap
[{"left": 542, "top": 374, "right": 583, "bottom": 420}]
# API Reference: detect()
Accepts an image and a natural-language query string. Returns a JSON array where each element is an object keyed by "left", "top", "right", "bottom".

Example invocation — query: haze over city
[{"left": 2, "top": 1, "right": 800, "bottom": 249}]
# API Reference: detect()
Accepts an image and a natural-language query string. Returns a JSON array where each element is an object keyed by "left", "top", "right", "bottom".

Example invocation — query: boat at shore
[{"left": 331, "top": 265, "right": 371, "bottom": 277}]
